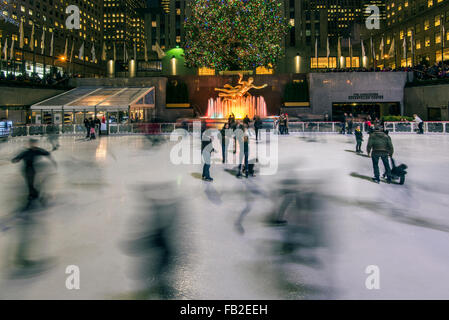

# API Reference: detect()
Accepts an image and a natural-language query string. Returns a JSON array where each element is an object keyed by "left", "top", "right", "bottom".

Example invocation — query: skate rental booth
[{"left": 30, "top": 86, "right": 156, "bottom": 126}]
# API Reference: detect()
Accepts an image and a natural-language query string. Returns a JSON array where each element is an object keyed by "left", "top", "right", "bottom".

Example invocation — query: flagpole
[
  {"left": 405, "top": 37, "right": 407, "bottom": 67},
  {"left": 32, "top": 21, "right": 36, "bottom": 76},
  {"left": 441, "top": 16, "right": 445, "bottom": 65},
  {"left": 43, "top": 29, "right": 46, "bottom": 80},
  {"left": 20, "top": 20, "right": 25, "bottom": 76},
  {"left": 394, "top": 38, "right": 397, "bottom": 69},
  {"left": 349, "top": 36, "right": 352, "bottom": 68},
  {"left": 12, "top": 40, "right": 15, "bottom": 77},
  {"left": 411, "top": 29, "right": 415, "bottom": 66}
]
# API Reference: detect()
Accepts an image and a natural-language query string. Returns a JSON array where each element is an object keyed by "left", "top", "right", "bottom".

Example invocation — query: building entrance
[{"left": 332, "top": 102, "right": 400, "bottom": 122}]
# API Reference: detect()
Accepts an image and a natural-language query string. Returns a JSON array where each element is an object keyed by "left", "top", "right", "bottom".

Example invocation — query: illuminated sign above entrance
[{"left": 348, "top": 93, "right": 384, "bottom": 100}]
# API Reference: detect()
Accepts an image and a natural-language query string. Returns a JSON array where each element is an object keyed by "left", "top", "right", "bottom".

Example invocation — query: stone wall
[
  {"left": 404, "top": 84, "right": 449, "bottom": 121},
  {"left": 309, "top": 72, "right": 409, "bottom": 116}
]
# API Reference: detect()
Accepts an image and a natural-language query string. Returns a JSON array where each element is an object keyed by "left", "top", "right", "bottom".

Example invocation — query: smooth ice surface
[{"left": 1, "top": 133, "right": 449, "bottom": 299}]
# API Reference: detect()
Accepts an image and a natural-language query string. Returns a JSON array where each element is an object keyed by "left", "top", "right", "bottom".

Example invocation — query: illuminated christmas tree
[{"left": 184, "top": 0, "right": 290, "bottom": 71}]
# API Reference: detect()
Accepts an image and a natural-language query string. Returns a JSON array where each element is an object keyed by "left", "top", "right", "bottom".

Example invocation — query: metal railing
[{"left": 2, "top": 121, "right": 449, "bottom": 139}]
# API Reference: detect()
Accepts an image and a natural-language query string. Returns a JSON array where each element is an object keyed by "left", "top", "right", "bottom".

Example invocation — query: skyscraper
[
  {"left": 0, "top": 0, "right": 104, "bottom": 76},
  {"left": 103, "top": 0, "right": 146, "bottom": 61}
]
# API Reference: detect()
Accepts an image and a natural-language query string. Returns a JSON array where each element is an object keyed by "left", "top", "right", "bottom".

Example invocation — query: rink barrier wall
[{"left": 1, "top": 121, "right": 449, "bottom": 138}]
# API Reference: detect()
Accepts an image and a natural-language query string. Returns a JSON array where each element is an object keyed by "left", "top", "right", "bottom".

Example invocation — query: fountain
[
  {"left": 204, "top": 73, "right": 269, "bottom": 119},
  {"left": 206, "top": 96, "right": 267, "bottom": 119}
]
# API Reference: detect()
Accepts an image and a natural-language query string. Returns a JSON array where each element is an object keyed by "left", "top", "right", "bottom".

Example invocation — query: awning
[{"left": 31, "top": 86, "right": 155, "bottom": 112}]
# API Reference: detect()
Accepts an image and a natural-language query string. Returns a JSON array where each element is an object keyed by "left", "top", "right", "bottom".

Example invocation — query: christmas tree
[{"left": 184, "top": 0, "right": 290, "bottom": 71}]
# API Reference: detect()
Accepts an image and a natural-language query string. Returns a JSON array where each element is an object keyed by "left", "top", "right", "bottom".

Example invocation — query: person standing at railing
[
  {"left": 413, "top": 114, "right": 424, "bottom": 134},
  {"left": 84, "top": 118, "right": 90, "bottom": 139},
  {"left": 284, "top": 114, "right": 289, "bottom": 135},
  {"left": 89, "top": 118, "right": 96, "bottom": 140},
  {"left": 94, "top": 117, "right": 101, "bottom": 136},
  {"left": 341, "top": 113, "right": 347, "bottom": 134},
  {"left": 347, "top": 114, "right": 354, "bottom": 134}
]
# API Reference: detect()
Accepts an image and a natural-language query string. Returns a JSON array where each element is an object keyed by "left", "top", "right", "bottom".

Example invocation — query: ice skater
[
  {"left": 355, "top": 125, "right": 363, "bottom": 153},
  {"left": 46, "top": 125, "right": 60, "bottom": 151},
  {"left": 84, "top": 118, "right": 90, "bottom": 139},
  {"left": 220, "top": 123, "right": 230, "bottom": 164},
  {"left": 12, "top": 138, "right": 57, "bottom": 201},
  {"left": 341, "top": 113, "right": 347, "bottom": 134},
  {"left": 89, "top": 118, "right": 96, "bottom": 140},
  {"left": 236, "top": 128, "right": 249, "bottom": 178},
  {"left": 201, "top": 134, "right": 214, "bottom": 182},
  {"left": 347, "top": 113, "right": 354, "bottom": 134},
  {"left": 367, "top": 127, "right": 394, "bottom": 184},
  {"left": 414, "top": 114, "right": 424, "bottom": 134},
  {"left": 254, "top": 116, "right": 262, "bottom": 141}
]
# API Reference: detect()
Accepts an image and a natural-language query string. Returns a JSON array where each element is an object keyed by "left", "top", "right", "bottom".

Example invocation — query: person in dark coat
[
  {"left": 89, "top": 118, "right": 96, "bottom": 140},
  {"left": 243, "top": 115, "right": 251, "bottom": 127},
  {"left": 354, "top": 125, "right": 363, "bottom": 153},
  {"left": 201, "top": 134, "right": 214, "bottom": 182},
  {"left": 254, "top": 116, "right": 263, "bottom": 141},
  {"left": 367, "top": 127, "right": 394, "bottom": 183},
  {"left": 347, "top": 113, "right": 354, "bottom": 134},
  {"left": 220, "top": 123, "right": 230, "bottom": 164},
  {"left": 284, "top": 114, "right": 289, "bottom": 135},
  {"left": 279, "top": 114, "right": 285, "bottom": 135},
  {"left": 228, "top": 113, "right": 236, "bottom": 127},
  {"left": 94, "top": 117, "right": 101, "bottom": 136},
  {"left": 12, "top": 139, "right": 56, "bottom": 200},
  {"left": 84, "top": 118, "right": 90, "bottom": 138}
]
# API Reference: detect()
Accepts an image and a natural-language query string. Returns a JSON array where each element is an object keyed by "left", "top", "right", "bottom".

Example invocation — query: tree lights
[{"left": 184, "top": 0, "right": 289, "bottom": 72}]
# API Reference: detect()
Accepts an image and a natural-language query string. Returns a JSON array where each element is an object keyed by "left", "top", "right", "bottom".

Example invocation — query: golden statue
[{"left": 215, "top": 73, "right": 268, "bottom": 102}]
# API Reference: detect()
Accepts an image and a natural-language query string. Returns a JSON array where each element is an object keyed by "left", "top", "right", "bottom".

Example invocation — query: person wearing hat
[{"left": 367, "top": 126, "right": 394, "bottom": 184}]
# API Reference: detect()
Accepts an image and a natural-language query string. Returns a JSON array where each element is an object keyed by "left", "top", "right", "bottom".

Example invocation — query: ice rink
[{"left": 1, "top": 132, "right": 449, "bottom": 299}]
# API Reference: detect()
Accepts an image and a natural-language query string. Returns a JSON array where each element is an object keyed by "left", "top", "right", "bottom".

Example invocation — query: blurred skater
[
  {"left": 11, "top": 138, "right": 57, "bottom": 201},
  {"left": 46, "top": 125, "right": 60, "bottom": 151}
]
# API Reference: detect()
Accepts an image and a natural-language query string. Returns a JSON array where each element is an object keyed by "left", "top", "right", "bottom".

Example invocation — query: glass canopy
[{"left": 31, "top": 87, "right": 155, "bottom": 112}]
